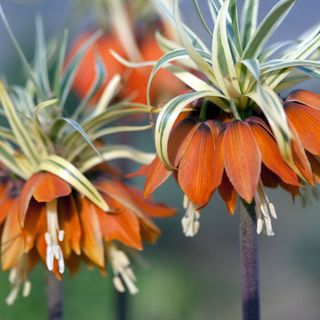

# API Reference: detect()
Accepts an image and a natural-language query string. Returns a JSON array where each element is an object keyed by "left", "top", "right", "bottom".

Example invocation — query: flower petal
[
  {"left": 97, "top": 195, "right": 142, "bottom": 250},
  {"left": 249, "top": 120, "right": 299, "bottom": 186},
  {"left": 59, "top": 196, "right": 81, "bottom": 257},
  {"left": 286, "top": 90, "right": 320, "bottom": 110},
  {"left": 290, "top": 125, "right": 314, "bottom": 184},
  {"left": 1, "top": 200, "right": 24, "bottom": 270},
  {"left": 23, "top": 200, "right": 46, "bottom": 252},
  {"left": 79, "top": 197, "right": 105, "bottom": 267},
  {"left": 128, "top": 157, "right": 172, "bottom": 198},
  {"left": 139, "top": 217, "right": 161, "bottom": 244},
  {"left": 223, "top": 121, "right": 261, "bottom": 203},
  {"left": 218, "top": 173, "right": 237, "bottom": 215},
  {"left": 120, "top": 185, "right": 176, "bottom": 218},
  {"left": 178, "top": 122, "right": 216, "bottom": 207},
  {"left": 32, "top": 172, "right": 72, "bottom": 202},
  {"left": 168, "top": 117, "right": 200, "bottom": 166},
  {"left": 286, "top": 102, "right": 320, "bottom": 155},
  {"left": 19, "top": 173, "right": 42, "bottom": 226}
]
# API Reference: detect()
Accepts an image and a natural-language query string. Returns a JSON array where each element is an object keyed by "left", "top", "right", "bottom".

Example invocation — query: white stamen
[
  {"left": 5, "top": 255, "right": 31, "bottom": 305},
  {"left": 45, "top": 200, "right": 65, "bottom": 274},
  {"left": 181, "top": 195, "right": 200, "bottom": 237},
  {"left": 108, "top": 244, "right": 138, "bottom": 295},
  {"left": 254, "top": 182, "right": 277, "bottom": 237}
]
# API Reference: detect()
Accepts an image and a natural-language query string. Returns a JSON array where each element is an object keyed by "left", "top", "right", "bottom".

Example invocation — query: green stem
[{"left": 199, "top": 101, "right": 209, "bottom": 121}]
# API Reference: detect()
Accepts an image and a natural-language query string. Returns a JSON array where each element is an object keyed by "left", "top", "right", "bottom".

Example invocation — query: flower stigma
[
  {"left": 108, "top": 244, "right": 138, "bottom": 295},
  {"left": 45, "top": 199, "right": 65, "bottom": 274},
  {"left": 182, "top": 195, "right": 200, "bottom": 237}
]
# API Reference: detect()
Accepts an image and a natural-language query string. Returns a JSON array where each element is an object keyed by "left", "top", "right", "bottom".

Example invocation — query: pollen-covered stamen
[
  {"left": 254, "top": 182, "right": 277, "bottom": 236},
  {"left": 45, "top": 199, "right": 65, "bottom": 274},
  {"left": 108, "top": 244, "right": 138, "bottom": 295},
  {"left": 181, "top": 195, "right": 200, "bottom": 237},
  {"left": 6, "top": 254, "right": 31, "bottom": 305}
]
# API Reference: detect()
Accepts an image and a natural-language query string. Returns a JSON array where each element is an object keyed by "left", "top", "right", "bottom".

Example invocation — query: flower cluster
[
  {"left": 0, "top": 8, "right": 175, "bottom": 304},
  {"left": 131, "top": 0, "right": 320, "bottom": 237}
]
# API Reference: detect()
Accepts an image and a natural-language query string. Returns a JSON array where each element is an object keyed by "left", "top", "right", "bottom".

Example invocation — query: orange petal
[
  {"left": 19, "top": 174, "right": 42, "bottom": 226},
  {"left": 118, "top": 185, "right": 176, "bottom": 218},
  {"left": 286, "top": 103, "right": 320, "bottom": 155},
  {"left": 23, "top": 200, "right": 46, "bottom": 252},
  {"left": 290, "top": 125, "right": 314, "bottom": 184},
  {"left": 178, "top": 122, "right": 216, "bottom": 207},
  {"left": 32, "top": 172, "right": 72, "bottom": 202},
  {"left": 128, "top": 157, "right": 172, "bottom": 198},
  {"left": 1, "top": 200, "right": 24, "bottom": 270},
  {"left": 249, "top": 120, "right": 299, "bottom": 186},
  {"left": 223, "top": 121, "right": 261, "bottom": 203},
  {"left": 66, "top": 253, "right": 81, "bottom": 276},
  {"left": 79, "top": 197, "right": 105, "bottom": 267},
  {"left": 0, "top": 197, "right": 15, "bottom": 225},
  {"left": 307, "top": 153, "right": 320, "bottom": 184},
  {"left": 286, "top": 90, "right": 320, "bottom": 110},
  {"left": 139, "top": 217, "right": 161, "bottom": 244},
  {"left": 218, "top": 173, "right": 237, "bottom": 215},
  {"left": 168, "top": 117, "right": 200, "bottom": 166},
  {"left": 97, "top": 195, "right": 142, "bottom": 250},
  {"left": 58, "top": 196, "right": 82, "bottom": 257}
]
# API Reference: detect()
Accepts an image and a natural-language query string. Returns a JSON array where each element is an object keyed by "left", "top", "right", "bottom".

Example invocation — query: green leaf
[
  {"left": 192, "top": 0, "right": 213, "bottom": 36},
  {"left": 174, "top": 0, "right": 216, "bottom": 84},
  {"left": 79, "top": 145, "right": 155, "bottom": 173},
  {"left": 34, "top": 16, "right": 51, "bottom": 98},
  {"left": 212, "top": 0, "right": 240, "bottom": 98},
  {"left": 62, "top": 104, "right": 152, "bottom": 148},
  {"left": 67, "top": 125, "right": 151, "bottom": 162},
  {"left": 39, "top": 155, "right": 109, "bottom": 211},
  {"left": 91, "top": 74, "right": 122, "bottom": 118},
  {"left": 0, "top": 5, "right": 43, "bottom": 99},
  {"left": 58, "top": 117, "right": 102, "bottom": 160},
  {"left": 146, "top": 48, "right": 213, "bottom": 104},
  {"left": 53, "top": 30, "right": 69, "bottom": 97},
  {"left": 60, "top": 30, "right": 102, "bottom": 108},
  {"left": 71, "top": 54, "right": 106, "bottom": 120},
  {"left": 261, "top": 59, "right": 320, "bottom": 75},
  {"left": 0, "top": 82, "right": 39, "bottom": 167},
  {"left": 240, "top": 0, "right": 259, "bottom": 46},
  {"left": 242, "top": 0, "right": 295, "bottom": 59},
  {"left": 0, "top": 142, "right": 28, "bottom": 179},
  {"left": 248, "top": 85, "right": 292, "bottom": 161},
  {"left": 267, "top": 32, "right": 320, "bottom": 89}
]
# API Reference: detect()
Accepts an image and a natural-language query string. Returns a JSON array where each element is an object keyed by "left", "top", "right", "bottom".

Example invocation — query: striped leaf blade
[
  {"left": 0, "top": 82, "right": 39, "bottom": 167},
  {"left": 212, "top": 0, "right": 240, "bottom": 98},
  {"left": 39, "top": 155, "right": 109, "bottom": 211},
  {"left": 242, "top": 0, "right": 295, "bottom": 59}
]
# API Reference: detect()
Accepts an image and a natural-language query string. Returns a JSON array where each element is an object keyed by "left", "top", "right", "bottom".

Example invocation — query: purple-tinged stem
[
  {"left": 240, "top": 200, "right": 260, "bottom": 320},
  {"left": 47, "top": 273, "right": 63, "bottom": 320}
]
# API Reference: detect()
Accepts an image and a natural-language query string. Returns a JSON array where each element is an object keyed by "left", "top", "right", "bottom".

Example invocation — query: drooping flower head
[
  {"left": 67, "top": 0, "right": 184, "bottom": 105},
  {"left": 0, "top": 14, "right": 175, "bottom": 304},
  {"left": 131, "top": 0, "right": 320, "bottom": 236}
]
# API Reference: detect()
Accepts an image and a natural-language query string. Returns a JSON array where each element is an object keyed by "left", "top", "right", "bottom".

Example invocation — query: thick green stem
[
  {"left": 47, "top": 273, "right": 63, "bottom": 320},
  {"left": 239, "top": 201, "right": 260, "bottom": 320}
]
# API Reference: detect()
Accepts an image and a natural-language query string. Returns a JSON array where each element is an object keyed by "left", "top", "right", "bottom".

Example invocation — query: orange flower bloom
[
  {"left": 67, "top": 30, "right": 184, "bottom": 104},
  {"left": 132, "top": 113, "right": 300, "bottom": 237},
  {"left": 284, "top": 90, "right": 320, "bottom": 184},
  {"left": 0, "top": 169, "right": 175, "bottom": 304}
]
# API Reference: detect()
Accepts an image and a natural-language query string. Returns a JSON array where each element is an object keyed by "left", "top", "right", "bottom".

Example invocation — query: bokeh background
[{"left": 0, "top": 0, "right": 320, "bottom": 319}]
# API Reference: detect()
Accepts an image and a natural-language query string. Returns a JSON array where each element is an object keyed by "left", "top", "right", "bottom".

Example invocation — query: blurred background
[{"left": 0, "top": 0, "right": 320, "bottom": 319}]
